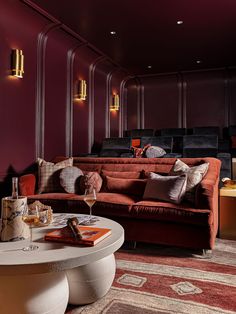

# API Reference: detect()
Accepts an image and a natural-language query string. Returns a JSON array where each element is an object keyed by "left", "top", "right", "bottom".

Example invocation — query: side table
[{"left": 219, "top": 188, "right": 236, "bottom": 240}]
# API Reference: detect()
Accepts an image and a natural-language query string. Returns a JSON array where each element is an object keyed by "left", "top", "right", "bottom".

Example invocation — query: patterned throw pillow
[
  {"left": 145, "top": 146, "right": 166, "bottom": 158},
  {"left": 143, "top": 172, "right": 187, "bottom": 204},
  {"left": 132, "top": 144, "right": 151, "bottom": 158},
  {"left": 37, "top": 158, "right": 73, "bottom": 193},
  {"left": 79, "top": 172, "right": 103, "bottom": 194},
  {"left": 60, "top": 166, "right": 83, "bottom": 194},
  {"left": 169, "top": 159, "right": 209, "bottom": 203}
]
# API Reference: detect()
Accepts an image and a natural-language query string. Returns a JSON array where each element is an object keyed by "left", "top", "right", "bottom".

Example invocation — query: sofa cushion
[
  {"left": 59, "top": 166, "right": 83, "bottom": 194},
  {"left": 132, "top": 144, "right": 151, "bottom": 158},
  {"left": 19, "top": 174, "right": 36, "bottom": 196},
  {"left": 145, "top": 146, "right": 166, "bottom": 158},
  {"left": 130, "top": 200, "right": 212, "bottom": 227},
  {"left": 103, "top": 176, "right": 147, "bottom": 196},
  {"left": 143, "top": 173, "right": 187, "bottom": 204},
  {"left": 92, "top": 192, "right": 138, "bottom": 218},
  {"left": 131, "top": 138, "right": 141, "bottom": 148},
  {"left": 101, "top": 170, "right": 141, "bottom": 179},
  {"left": 169, "top": 159, "right": 209, "bottom": 190},
  {"left": 79, "top": 172, "right": 103, "bottom": 194},
  {"left": 37, "top": 158, "right": 73, "bottom": 193}
]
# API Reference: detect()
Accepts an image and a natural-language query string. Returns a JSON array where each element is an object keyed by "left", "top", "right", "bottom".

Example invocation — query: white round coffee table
[{"left": 0, "top": 214, "right": 124, "bottom": 313}]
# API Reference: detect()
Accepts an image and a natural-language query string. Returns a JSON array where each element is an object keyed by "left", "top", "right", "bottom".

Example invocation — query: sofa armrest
[
  {"left": 19, "top": 174, "right": 36, "bottom": 196},
  {"left": 195, "top": 158, "right": 221, "bottom": 211}
]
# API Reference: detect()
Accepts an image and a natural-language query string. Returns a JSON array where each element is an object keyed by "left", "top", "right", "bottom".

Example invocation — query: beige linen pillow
[
  {"left": 169, "top": 159, "right": 209, "bottom": 203},
  {"left": 143, "top": 172, "right": 187, "bottom": 204},
  {"left": 38, "top": 158, "right": 73, "bottom": 193}
]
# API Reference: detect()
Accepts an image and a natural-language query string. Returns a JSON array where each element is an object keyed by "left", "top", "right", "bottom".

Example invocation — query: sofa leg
[{"left": 202, "top": 249, "right": 212, "bottom": 258}]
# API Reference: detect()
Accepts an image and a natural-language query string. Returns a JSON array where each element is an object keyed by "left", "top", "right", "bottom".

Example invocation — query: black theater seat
[{"left": 100, "top": 137, "right": 133, "bottom": 157}]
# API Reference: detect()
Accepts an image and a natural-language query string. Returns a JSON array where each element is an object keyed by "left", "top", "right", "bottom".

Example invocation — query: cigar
[{"left": 67, "top": 217, "right": 83, "bottom": 239}]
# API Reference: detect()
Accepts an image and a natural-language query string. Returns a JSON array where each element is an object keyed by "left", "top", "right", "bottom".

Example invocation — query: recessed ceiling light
[
  {"left": 196, "top": 60, "right": 202, "bottom": 64},
  {"left": 177, "top": 20, "right": 183, "bottom": 25},
  {"left": 147, "top": 65, "right": 152, "bottom": 69},
  {"left": 110, "top": 31, "right": 116, "bottom": 35}
]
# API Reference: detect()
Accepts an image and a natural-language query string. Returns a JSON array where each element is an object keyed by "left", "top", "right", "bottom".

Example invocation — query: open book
[{"left": 45, "top": 225, "right": 111, "bottom": 246}]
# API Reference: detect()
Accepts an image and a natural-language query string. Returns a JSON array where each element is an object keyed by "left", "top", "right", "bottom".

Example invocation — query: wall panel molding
[
  {"left": 182, "top": 76, "right": 187, "bottom": 128},
  {"left": 224, "top": 68, "right": 230, "bottom": 127},
  {"left": 35, "top": 22, "right": 61, "bottom": 159},
  {"left": 120, "top": 76, "right": 133, "bottom": 136},
  {"left": 88, "top": 56, "right": 106, "bottom": 152},
  {"left": 106, "top": 68, "right": 118, "bottom": 137},
  {"left": 66, "top": 42, "right": 88, "bottom": 157},
  {"left": 134, "top": 78, "right": 143, "bottom": 129}
]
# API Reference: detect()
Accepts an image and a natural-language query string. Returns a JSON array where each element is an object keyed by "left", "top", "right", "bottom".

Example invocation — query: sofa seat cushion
[
  {"left": 130, "top": 200, "right": 212, "bottom": 227},
  {"left": 92, "top": 193, "right": 139, "bottom": 218}
]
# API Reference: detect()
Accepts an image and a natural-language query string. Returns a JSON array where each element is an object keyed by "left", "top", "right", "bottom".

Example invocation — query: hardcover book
[{"left": 44, "top": 226, "right": 111, "bottom": 246}]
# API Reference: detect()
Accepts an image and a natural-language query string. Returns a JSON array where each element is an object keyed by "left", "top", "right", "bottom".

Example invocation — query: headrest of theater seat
[
  {"left": 183, "top": 135, "right": 218, "bottom": 149},
  {"left": 182, "top": 135, "right": 218, "bottom": 158},
  {"left": 228, "top": 125, "right": 236, "bottom": 136},
  {"left": 160, "top": 128, "right": 187, "bottom": 136},
  {"left": 101, "top": 137, "right": 132, "bottom": 150},
  {"left": 192, "top": 126, "right": 220, "bottom": 137},
  {"left": 129, "top": 129, "right": 154, "bottom": 138},
  {"left": 140, "top": 136, "right": 173, "bottom": 153}
]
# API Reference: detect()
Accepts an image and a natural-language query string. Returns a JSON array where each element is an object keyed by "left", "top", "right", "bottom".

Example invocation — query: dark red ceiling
[{"left": 31, "top": 0, "right": 236, "bottom": 75}]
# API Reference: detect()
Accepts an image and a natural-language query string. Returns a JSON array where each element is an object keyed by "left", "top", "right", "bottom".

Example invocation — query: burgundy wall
[
  {"left": 1, "top": 0, "right": 236, "bottom": 198},
  {"left": 0, "top": 0, "right": 125, "bottom": 196},
  {"left": 126, "top": 69, "right": 236, "bottom": 134},
  {"left": 126, "top": 79, "right": 139, "bottom": 131},
  {"left": 93, "top": 61, "right": 113, "bottom": 150}
]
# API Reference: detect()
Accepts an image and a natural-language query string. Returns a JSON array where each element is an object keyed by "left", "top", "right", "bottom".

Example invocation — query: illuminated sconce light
[
  {"left": 77, "top": 79, "right": 87, "bottom": 100},
  {"left": 12, "top": 49, "right": 24, "bottom": 78},
  {"left": 110, "top": 94, "right": 119, "bottom": 111}
]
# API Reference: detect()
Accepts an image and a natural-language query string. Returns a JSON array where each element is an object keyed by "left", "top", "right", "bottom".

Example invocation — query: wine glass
[
  {"left": 84, "top": 188, "right": 97, "bottom": 224},
  {"left": 22, "top": 205, "right": 40, "bottom": 251}
]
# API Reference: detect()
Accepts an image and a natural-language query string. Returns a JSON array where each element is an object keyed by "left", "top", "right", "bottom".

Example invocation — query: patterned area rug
[{"left": 66, "top": 239, "right": 236, "bottom": 313}]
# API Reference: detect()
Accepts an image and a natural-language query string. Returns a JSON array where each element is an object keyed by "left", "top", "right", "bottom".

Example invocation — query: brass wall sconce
[
  {"left": 77, "top": 79, "right": 87, "bottom": 100},
  {"left": 110, "top": 94, "right": 119, "bottom": 111},
  {"left": 12, "top": 49, "right": 24, "bottom": 78}
]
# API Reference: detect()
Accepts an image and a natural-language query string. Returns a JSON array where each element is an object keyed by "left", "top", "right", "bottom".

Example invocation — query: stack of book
[{"left": 45, "top": 225, "right": 111, "bottom": 246}]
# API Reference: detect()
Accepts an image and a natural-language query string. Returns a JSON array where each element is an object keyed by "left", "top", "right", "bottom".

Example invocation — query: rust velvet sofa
[{"left": 19, "top": 157, "right": 221, "bottom": 250}]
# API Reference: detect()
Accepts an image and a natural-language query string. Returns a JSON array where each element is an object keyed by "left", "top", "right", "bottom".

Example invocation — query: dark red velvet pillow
[
  {"left": 132, "top": 144, "right": 151, "bottom": 158},
  {"left": 79, "top": 172, "right": 103, "bottom": 194},
  {"left": 131, "top": 138, "right": 141, "bottom": 148},
  {"left": 19, "top": 174, "right": 36, "bottom": 196},
  {"left": 104, "top": 176, "right": 147, "bottom": 196},
  {"left": 101, "top": 170, "right": 141, "bottom": 179}
]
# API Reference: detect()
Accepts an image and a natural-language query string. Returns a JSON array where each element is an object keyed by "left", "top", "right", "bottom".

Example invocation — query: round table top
[{"left": 0, "top": 214, "right": 124, "bottom": 275}]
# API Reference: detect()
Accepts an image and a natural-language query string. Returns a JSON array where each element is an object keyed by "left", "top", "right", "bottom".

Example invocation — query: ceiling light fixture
[
  {"left": 110, "top": 31, "right": 116, "bottom": 35},
  {"left": 177, "top": 20, "right": 183, "bottom": 25}
]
